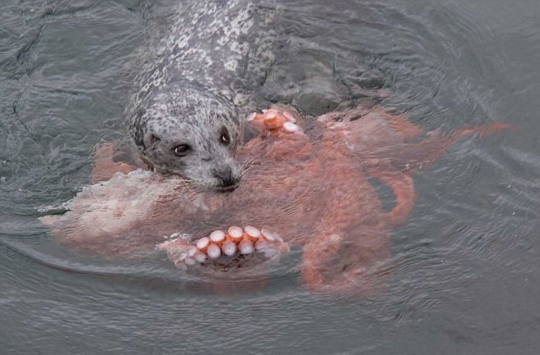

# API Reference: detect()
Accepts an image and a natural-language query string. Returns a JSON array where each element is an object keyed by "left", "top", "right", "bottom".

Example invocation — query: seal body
[{"left": 127, "top": 0, "right": 281, "bottom": 190}]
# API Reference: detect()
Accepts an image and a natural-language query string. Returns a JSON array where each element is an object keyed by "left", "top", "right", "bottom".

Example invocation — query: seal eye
[
  {"left": 220, "top": 127, "right": 230, "bottom": 146},
  {"left": 173, "top": 144, "right": 191, "bottom": 157}
]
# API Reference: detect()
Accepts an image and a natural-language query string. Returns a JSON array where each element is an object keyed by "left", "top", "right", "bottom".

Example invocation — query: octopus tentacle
[
  {"left": 297, "top": 145, "right": 391, "bottom": 295},
  {"left": 299, "top": 230, "right": 391, "bottom": 297},
  {"left": 378, "top": 123, "right": 515, "bottom": 173},
  {"left": 157, "top": 226, "right": 289, "bottom": 270},
  {"left": 298, "top": 233, "right": 344, "bottom": 291},
  {"left": 91, "top": 143, "right": 141, "bottom": 183},
  {"left": 368, "top": 110, "right": 425, "bottom": 140},
  {"left": 245, "top": 107, "right": 302, "bottom": 135},
  {"left": 365, "top": 167, "right": 416, "bottom": 228}
]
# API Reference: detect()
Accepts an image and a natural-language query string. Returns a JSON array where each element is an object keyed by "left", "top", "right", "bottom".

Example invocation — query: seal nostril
[
  {"left": 215, "top": 174, "right": 225, "bottom": 185},
  {"left": 214, "top": 167, "right": 239, "bottom": 190}
]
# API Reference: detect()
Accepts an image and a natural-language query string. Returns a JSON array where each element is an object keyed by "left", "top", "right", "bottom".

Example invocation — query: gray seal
[{"left": 126, "top": 0, "right": 281, "bottom": 191}]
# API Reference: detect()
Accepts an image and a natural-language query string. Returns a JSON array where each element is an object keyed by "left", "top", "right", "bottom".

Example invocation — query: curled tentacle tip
[{"left": 283, "top": 121, "right": 302, "bottom": 134}]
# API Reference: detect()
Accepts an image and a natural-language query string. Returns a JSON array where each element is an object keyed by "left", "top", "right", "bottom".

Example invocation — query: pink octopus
[{"left": 40, "top": 105, "right": 510, "bottom": 295}]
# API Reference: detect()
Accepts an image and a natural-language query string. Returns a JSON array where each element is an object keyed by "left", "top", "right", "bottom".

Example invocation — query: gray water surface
[{"left": 1, "top": 0, "right": 540, "bottom": 354}]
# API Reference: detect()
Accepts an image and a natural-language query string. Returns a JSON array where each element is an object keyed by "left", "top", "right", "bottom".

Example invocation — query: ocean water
[{"left": 1, "top": 0, "right": 539, "bottom": 354}]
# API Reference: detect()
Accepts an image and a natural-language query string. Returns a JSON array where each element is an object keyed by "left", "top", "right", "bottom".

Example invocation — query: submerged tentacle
[
  {"left": 298, "top": 233, "right": 343, "bottom": 290},
  {"left": 299, "top": 232, "right": 390, "bottom": 297},
  {"left": 366, "top": 168, "right": 416, "bottom": 228},
  {"left": 296, "top": 145, "right": 391, "bottom": 295},
  {"left": 373, "top": 123, "right": 515, "bottom": 173},
  {"left": 91, "top": 143, "right": 142, "bottom": 183}
]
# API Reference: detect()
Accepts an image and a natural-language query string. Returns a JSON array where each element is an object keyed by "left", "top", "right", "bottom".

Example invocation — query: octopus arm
[
  {"left": 370, "top": 123, "right": 515, "bottom": 173},
  {"left": 298, "top": 149, "right": 391, "bottom": 296},
  {"left": 91, "top": 142, "right": 146, "bottom": 183},
  {"left": 364, "top": 166, "right": 416, "bottom": 228}
]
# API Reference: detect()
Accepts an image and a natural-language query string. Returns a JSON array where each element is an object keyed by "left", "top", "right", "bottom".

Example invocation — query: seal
[{"left": 126, "top": 0, "right": 282, "bottom": 191}]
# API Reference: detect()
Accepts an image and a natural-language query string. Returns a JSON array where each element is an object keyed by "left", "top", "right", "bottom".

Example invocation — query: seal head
[{"left": 130, "top": 83, "right": 242, "bottom": 191}]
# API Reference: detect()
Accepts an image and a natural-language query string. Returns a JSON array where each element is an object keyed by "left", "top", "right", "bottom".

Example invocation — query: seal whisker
[
  {"left": 240, "top": 157, "right": 255, "bottom": 172},
  {"left": 240, "top": 164, "right": 256, "bottom": 178},
  {"left": 240, "top": 156, "right": 255, "bottom": 166}
]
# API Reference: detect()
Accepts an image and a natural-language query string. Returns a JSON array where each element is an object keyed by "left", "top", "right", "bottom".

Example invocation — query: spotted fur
[{"left": 126, "top": 0, "right": 281, "bottom": 190}]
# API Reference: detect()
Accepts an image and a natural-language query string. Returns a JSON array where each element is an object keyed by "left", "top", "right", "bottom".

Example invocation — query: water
[{"left": 1, "top": 0, "right": 539, "bottom": 354}]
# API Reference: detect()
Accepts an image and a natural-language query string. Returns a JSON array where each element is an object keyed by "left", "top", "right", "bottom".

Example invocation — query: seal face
[{"left": 132, "top": 82, "right": 241, "bottom": 191}]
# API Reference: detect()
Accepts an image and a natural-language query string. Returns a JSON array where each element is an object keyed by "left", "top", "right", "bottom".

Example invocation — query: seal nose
[{"left": 213, "top": 167, "right": 240, "bottom": 191}]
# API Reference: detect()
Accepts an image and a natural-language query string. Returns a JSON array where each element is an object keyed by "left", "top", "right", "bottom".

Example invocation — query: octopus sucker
[
  {"left": 196, "top": 237, "right": 210, "bottom": 252},
  {"left": 158, "top": 226, "right": 288, "bottom": 270},
  {"left": 263, "top": 110, "right": 277, "bottom": 120},
  {"left": 238, "top": 240, "right": 255, "bottom": 255},
  {"left": 187, "top": 246, "right": 197, "bottom": 257},
  {"left": 255, "top": 240, "right": 269, "bottom": 251},
  {"left": 244, "top": 226, "right": 261, "bottom": 242},
  {"left": 40, "top": 104, "right": 512, "bottom": 296},
  {"left": 194, "top": 252, "right": 207, "bottom": 263},
  {"left": 283, "top": 111, "right": 297, "bottom": 123},
  {"left": 227, "top": 226, "right": 244, "bottom": 241},
  {"left": 222, "top": 241, "right": 237, "bottom": 256},
  {"left": 283, "top": 121, "right": 302, "bottom": 134},
  {"left": 245, "top": 107, "right": 299, "bottom": 132},
  {"left": 207, "top": 244, "right": 222, "bottom": 260},
  {"left": 209, "top": 230, "right": 226, "bottom": 244}
]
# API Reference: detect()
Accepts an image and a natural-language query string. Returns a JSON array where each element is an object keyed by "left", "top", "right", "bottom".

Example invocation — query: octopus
[{"left": 40, "top": 105, "right": 511, "bottom": 296}]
